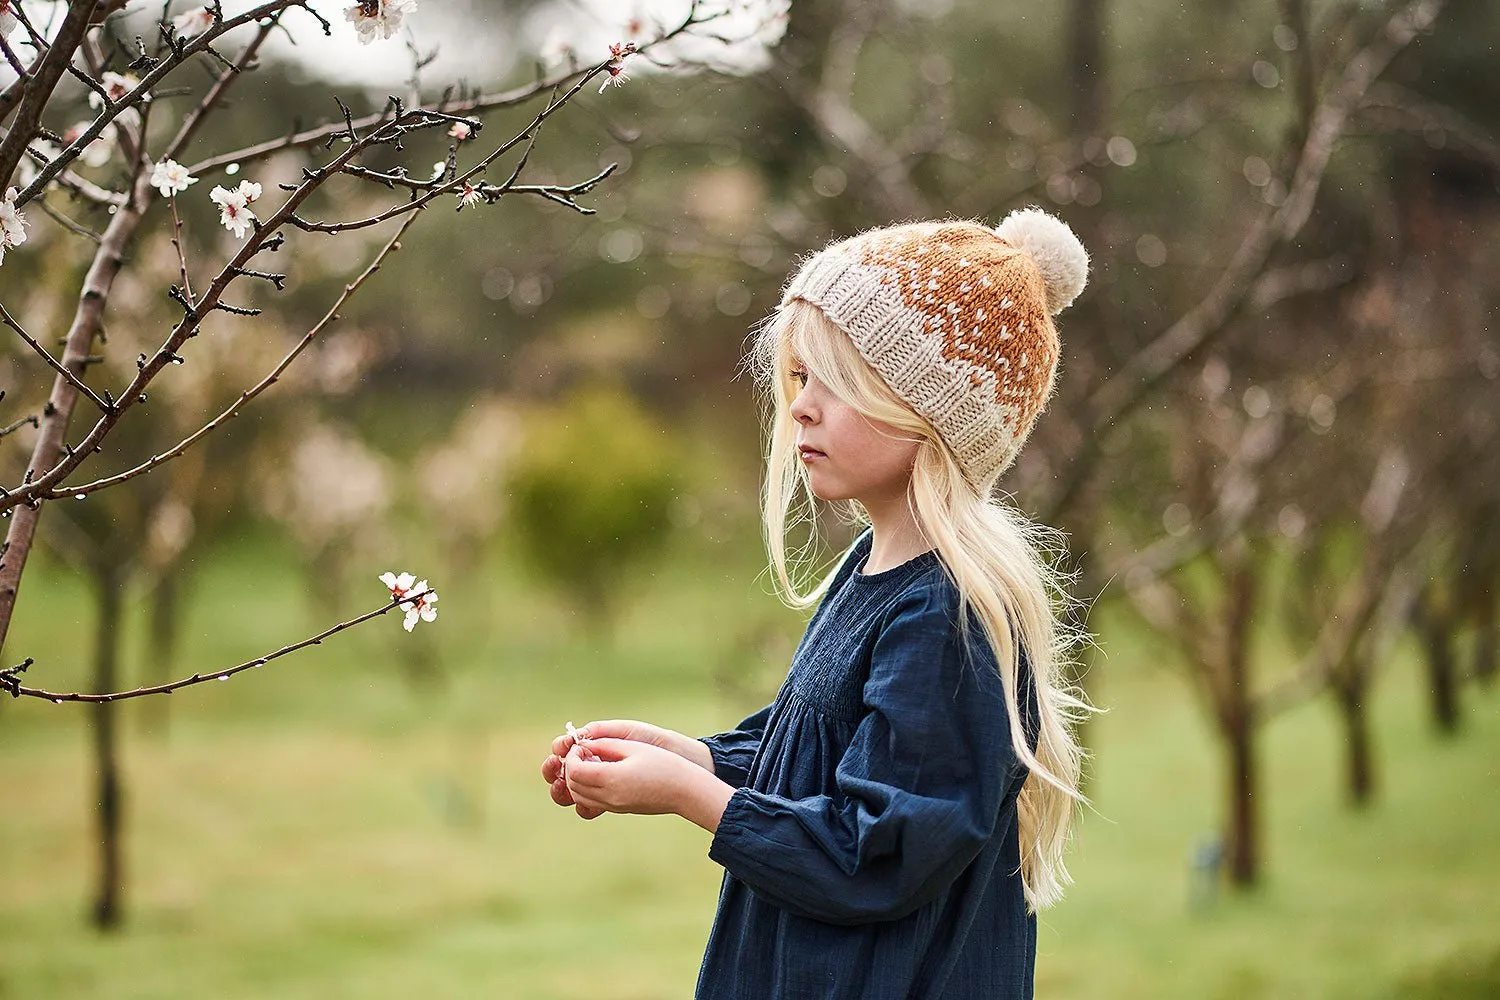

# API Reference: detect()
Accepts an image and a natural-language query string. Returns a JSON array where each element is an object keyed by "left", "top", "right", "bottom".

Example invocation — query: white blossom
[
  {"left": 62, "top": 121, "right": 116, "bottom": 168},
  {"left": 430, "top": 161, "right": 447, "bottom": 181},
  {"left": 0, "top": 187, "right": 27, "bottom": 268},
  {"left": 380, "top": 571, "right": 437, "bottom": 631},
  {"left": 17, "top": 140, "right": 58, "bottom": 188},
  {"left": 90, "top": 71, "right": 139, "bottom": 109},
  {"left": 151, "top": 159, "right": 197, "bottom": 198},
  {"left": 235, "top": 179, "right": 263, "bottom": 204},
  {"left": 402, "top": 580, "right": 438, "bottom": 631},
  {"left": 537, "top": 27, "right": 577, "bottom": 72},
  {"left": 172, "top": 5, "right": 215, "bottom": 38},
  {"left": 380, "top": 571, "right": 417, "bottom": 596},
  {"left": 0, "top": 1, "right": 17, "bottom": 39},
  {"left": 210, "top": 184, "right": 256, "bottom": 238},
  {"left": 345, "top": 0, "right": 416, "bottom": 44},
  {"left": 457, "top": 181, "right": 481, "bottom": 209}
]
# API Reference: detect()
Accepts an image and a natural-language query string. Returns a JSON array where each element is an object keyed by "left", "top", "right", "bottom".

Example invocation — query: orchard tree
[{"left": 0, "top": 0, "right": 790, "bottom": 931}]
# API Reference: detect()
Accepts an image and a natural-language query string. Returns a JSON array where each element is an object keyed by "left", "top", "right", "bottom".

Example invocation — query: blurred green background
[{"left": 2, "top": 0, "right": 1498, "bottom": 997}]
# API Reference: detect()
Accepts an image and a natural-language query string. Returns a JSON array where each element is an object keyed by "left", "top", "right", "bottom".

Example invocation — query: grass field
[{"left": 1, "top": 530, "right": 1497, "bottom": 999}]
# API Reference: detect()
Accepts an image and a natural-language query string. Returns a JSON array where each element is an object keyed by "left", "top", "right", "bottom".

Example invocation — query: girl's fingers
[
  {"left": 574, "top": 737, "right": 635, "bottom": 761},
  {"left": 541, "top": 753, "right": 564, "bottom": 784},
  {"left": 549, "top": 777, "right": 575, "bottom": 808},
  {"left": 551, "top": 732, "right": 575, "bottom": 757}
]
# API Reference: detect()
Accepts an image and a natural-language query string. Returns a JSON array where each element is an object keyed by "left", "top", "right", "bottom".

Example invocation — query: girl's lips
[{"left": 798, "top": 447, "right": 826, "bottom": 461}]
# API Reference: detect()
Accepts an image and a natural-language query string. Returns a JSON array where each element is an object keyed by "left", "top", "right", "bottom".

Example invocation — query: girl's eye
[{"left": 789, "top": 369, "right": 808, "bottom": 386}]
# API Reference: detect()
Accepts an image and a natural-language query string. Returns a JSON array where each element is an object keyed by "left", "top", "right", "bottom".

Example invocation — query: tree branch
[{"left": 1, "top": 589, "right": 434, "bottom": 703}]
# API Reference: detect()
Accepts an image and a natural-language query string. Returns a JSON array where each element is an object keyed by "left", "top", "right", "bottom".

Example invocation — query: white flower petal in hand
[
  {"left": 151, "top": 159, "right": 197, "bottom": 198},
  {"left": 345, "top": 0, "right": 416, "bottom": 44}
]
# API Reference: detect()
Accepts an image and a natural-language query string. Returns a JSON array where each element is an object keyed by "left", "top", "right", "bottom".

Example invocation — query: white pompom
[{"left": 995, "top": 207, "right": 1089, "bottom": 314}]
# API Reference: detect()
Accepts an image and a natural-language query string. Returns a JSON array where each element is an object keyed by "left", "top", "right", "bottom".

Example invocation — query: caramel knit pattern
[{"left": 781, "top": 220, "right": 1062, "bottom": 486}]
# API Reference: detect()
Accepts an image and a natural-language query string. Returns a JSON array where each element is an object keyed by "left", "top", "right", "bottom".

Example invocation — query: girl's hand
[
  {"left": 549, "top": 719, "right": 712, "bottom": 770},
  {"left": 563, "top": 738, "right": 735, "bottom": 833},
  {"left": 540, "top": 747, "right": 605, "bottom": 820}
]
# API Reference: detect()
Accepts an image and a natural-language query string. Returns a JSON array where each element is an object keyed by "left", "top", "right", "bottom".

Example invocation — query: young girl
[{"left": 540, "top": 209, "right": 1094, "bottom": 999}]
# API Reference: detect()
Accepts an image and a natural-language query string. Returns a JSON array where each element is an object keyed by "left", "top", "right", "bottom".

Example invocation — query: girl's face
[{"left": 788, "top": 364, "right": 920, "bottom": 507}]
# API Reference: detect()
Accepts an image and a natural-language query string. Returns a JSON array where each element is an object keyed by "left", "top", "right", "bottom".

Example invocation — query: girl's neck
[{"left": 861, "top": 499, "right": 932, "bottom": 575}]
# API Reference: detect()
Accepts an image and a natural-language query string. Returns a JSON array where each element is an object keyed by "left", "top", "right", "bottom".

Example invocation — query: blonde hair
[{"left": 746, "top": 298, "right": 1095, "bottom": 913}]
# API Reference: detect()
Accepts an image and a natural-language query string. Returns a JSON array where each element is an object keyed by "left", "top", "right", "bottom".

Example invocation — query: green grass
[{"left": 1, "top": 533, "right": 1497, "bottom": 999}]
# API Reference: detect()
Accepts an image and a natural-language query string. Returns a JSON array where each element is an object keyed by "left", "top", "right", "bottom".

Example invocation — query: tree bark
[
  {"left": 90, "top": 563, "right": 127, "bottom": 931},
  {"left": 1475, "top": 594, "right": 1497, "bottom": 687},
  {"left": 1221, "top": 548, "right": 1259, "bottom": 887},
  {"left": 1067, "top": 0, "right": 1106, "bottom": 138},
  {"left": 1417, "top": 600, "right": 1461, "bottom": 735},
  {"left": 1222, "top": 708, "right": 1258, "bottom": 887},
  {"left": 141, "top": 571, "right": 181, "bottom": 736},
  {"left": 1335, "top": 676, "right": 1375, "bottom": 808}
]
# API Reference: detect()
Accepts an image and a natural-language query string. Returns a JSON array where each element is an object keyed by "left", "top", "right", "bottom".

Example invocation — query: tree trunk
[
  {"left": 1418, "top": 609, "right": 1461, "bottom": 735},
  {"left": 1221, "top": 548, "right": 1259, "bottom": 887},
  {"left": 1335, "top": 677, "right": 1375, "bottom": 808},
  {"left": 1222, "top": 708, "right": 1258, "bottom": 887},
  {"left": 1474, "top": 594, "right": 1497, "bottom": 687},
  {"left": 141, "top": 571, "right": 181, "bottom": 736},
  {"left": 1067, "top": 0, "right": 1106, "bottom": 138},
  {"left": 91, "top": 564, "right": 127, "bottom": 931}
]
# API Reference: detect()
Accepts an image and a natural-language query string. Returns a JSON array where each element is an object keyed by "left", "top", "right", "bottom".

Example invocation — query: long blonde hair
[{"left": 746, "top": 298, "right": 1095, "bottom": 913}]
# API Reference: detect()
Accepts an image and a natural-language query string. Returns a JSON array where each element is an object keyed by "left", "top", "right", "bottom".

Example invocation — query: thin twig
[
  {"left": 53, "top": 211, "right": 419, "bottom": 500},
  {"left": 1, "top": 590, "right": 434, "bottom": 703},
  {"left": 0, "top": 415, "right": 40, "bottom": 439},
  {"left": 0, "top": 302, "right": 114, "bottom": 413}
]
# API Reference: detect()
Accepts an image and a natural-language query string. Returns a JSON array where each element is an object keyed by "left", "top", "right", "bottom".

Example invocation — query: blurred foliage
[{"left": 503, "top": 381, "right": 683, "bottom": 635}]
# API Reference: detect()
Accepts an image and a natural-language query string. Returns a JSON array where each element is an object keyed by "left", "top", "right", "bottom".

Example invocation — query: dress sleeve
[
  {"left": 699, "top": 704, "right": 773, "bottom": 789},
  {"left": 707, "top": 587, "right": 1024, "bottom": 926}
]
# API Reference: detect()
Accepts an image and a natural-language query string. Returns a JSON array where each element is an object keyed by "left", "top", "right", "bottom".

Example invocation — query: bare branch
[
  {"left": 52, "top": 211, "right": 419, "bottom": 500},
  {"left": 1, "top": 589, "right": 434, "bottom": 703},
  {"left": 0, "top": 302, "right": 114, "bottom": 414},
  {"left": 1045, "top": 0, "right": 1447, "bottom": 521}
]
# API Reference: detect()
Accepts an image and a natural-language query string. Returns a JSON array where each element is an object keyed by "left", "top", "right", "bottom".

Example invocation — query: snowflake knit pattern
[{"left": 781, "top": 209, "right": 1088, "bottom": 487}]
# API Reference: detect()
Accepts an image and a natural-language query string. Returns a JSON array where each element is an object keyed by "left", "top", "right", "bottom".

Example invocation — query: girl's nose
[{"left": 791, "top": 390, "right": 816, "bottom": 423}]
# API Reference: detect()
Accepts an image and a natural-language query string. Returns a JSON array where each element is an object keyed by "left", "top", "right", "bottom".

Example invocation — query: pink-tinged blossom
[
  {"left": 379, "top": 572, "right": 437, "bottom": 631},
  {"left": 402, "top": 581, "right": 438, "bottom": 631},
  {"left": 457, "top": 181, "right": 481, "bottom": 209},
  {"left": 447, "top": 121, "right": 473, "bottom": 141},
  {"left": 0, "top": 187, "right": 27, "bottom": 268},
  {"left": 210, "top": 184, "right": 256, "bottom": 239},
  {"left": 90, "top": 71, "right": 139, "bottom": 109},
  {"left": 380, "top": 571, "right": 417, "bottom": 598},
  {"left": 345, "top": 0, "right": 416, "bottom": 44},
  {"left": 599, "top": 41, "right": 636, "bottom": 93},
  {"left": 62, "top": 121, "right": 115, "bottom": 167},
  {"left": 150, "top": 159, "right": 197, "bottom": 198},
  {"left": 172, "top": 5, "right": 215, "bottom": 38}
]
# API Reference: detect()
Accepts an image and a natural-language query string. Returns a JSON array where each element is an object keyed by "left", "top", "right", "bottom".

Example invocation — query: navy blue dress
[{"left": 697, "top": 529, "right": 1039, "bottom": 1000}]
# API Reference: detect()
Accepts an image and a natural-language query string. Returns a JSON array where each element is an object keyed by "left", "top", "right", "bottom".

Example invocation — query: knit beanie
[{"left": 779, "top": 208, "right": 1088, "bottom": 487}]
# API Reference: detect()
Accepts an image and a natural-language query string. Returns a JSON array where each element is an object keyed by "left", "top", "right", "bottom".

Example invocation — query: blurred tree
[{"left": 504, "top": 381, "right": 683, "bottom": 639}]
